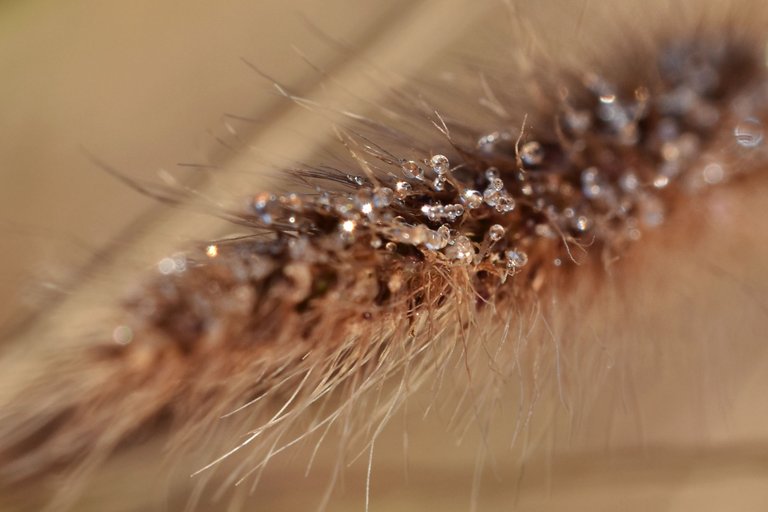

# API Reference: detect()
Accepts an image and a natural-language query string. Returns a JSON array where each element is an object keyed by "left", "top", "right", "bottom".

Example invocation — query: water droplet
[
  {"left": 395, "top": 181, "right": 412, "bottom": 198},
  {"left": 424, "top": 225, "right": 451, "bottom": 250},
  {"left": 573, "top": 216, "right": 590, "bottom": 232},
  {"left": 653, "top": 175, "right": 670, "bottom": 188},
  {"left": 423, "top": 230, "right": 443, "bottom": 250},
  {"left": 430, "top": 154, "right": 450, "bottom": 175},
  {"left": 372, "top": 187, "right": 394, "bottom": 208},
  {"left": 437, "top": 225, "right": 451, "bottom": 243},
  {"left": 445, "top": 235, "right": 474, "bottom": 261},
  {"left": 494, "top": 194, "right": 515, "bottom": 213},
  {"left": 348, "top": 175, "right": 365, "bottom": 186},
  {"left": 520, "top": 141, "right": 544, "bottom": 166},
  {"left": 402, "top": 160, "right": 424, "bottom": 179},
  {"left": 483, "top": 188, "right": 499, "bottom": 207},
  {"left": 488, "top": 224, "right": 505, "bottom": 241},
  {"left": 734, "top": 118, "right": 764, "bottom": 148},
  {"left": 447, "top": 203, "right": 464, "bottom": 220},
  {"left": 505, "top": 249, "right": 528, "bottom": 268},
  {"left": 205, "top": 245, "right": 219, "bottom": 258},
  {"left": 462, "top": 189, "right": 483, "bottom": 209}
]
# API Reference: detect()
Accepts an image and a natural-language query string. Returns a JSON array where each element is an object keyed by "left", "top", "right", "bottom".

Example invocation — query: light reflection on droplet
[
  {"left": 734, "top": 117, "right": 764, "bottom": 148},
  {"left": 653, "top": 175, "right": 670, "bottom": 188},
  {"left": 488, "top": 224, "right": 505, "bottom": 241},
  {"left": 505, "top": 249, "right": 528, "bottom": 268}
]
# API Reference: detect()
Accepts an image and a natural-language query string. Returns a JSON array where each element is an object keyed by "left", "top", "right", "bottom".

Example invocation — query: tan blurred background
[
  {"left": 0, "top": 0, "right": 444, "bottom": 335},
  {"left": 1, "top": 0, "right": 768, "bottom": 511}
]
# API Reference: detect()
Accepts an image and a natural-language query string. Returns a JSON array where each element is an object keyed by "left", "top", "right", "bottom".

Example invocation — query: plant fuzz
[{"left": 2, "top": 24, "right": 768, "bottom": 511}]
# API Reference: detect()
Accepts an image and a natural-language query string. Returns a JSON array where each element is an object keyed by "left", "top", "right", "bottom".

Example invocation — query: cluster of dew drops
[
  {"left": 163, "top": 41, "right": 768, "bottom": 288},
  {"left": 115, "top": 40, "right": 767, "bottom": 354},
  {"left": 245, "top": 151, "right": 535, "bottom": 276}
]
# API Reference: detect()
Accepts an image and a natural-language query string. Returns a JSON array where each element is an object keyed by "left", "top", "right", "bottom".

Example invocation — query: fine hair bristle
[{"left": 2, "top": 6, "right": 768, "bottom": 511}]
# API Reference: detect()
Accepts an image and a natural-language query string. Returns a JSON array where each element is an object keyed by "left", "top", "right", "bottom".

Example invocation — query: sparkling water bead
[
  {"left": 424, "top": 225, "right": 451, "bottom": 250},
  {"left": 520, "top": 141, "right": 544, "bottom": 166},
  {"left": 395, "top": 181, "right": 412, "bottom": 198},
  {"left": 445, "top": 235, "right": 473, "bottom": 261},
  {"left": 437, "top": 225, "right": 451, "bottom": 244},
  {"left": 421, "top": 204, "right": 438, "bottom": 222},
  {"left": 734, "top": 117, "right": 764, "bottom": 148},
  {"left": 483, "top": 188, "right": 499, "bottom": 207},
  {"left": 505, "top": 249, "right": 528, "bottom": 268},
  {"left": 445, "top": 204, "right": 464, "bottom": 221},
  {"left": 488, "top": 224, "right": 505, "bottom": 241},
  {"left": 341, "top": 219, "right": 356, "bottom": 233},
  {"left": 494, "top": 194, "right": 515, "bottom": 213},
  {"left": 573, "top": 216, "right": 591, "bottom": 232},
  {"left": 462, "top": 189, "right": 483, "bottom": 209},
  {"left": 430, "top": 154, "right": 450, "bottom": 175},
  {"left": 354, "top": 190, "right": 373, "bottom": 212},
  {"left": 423, "top": 229, "right": 444, "bottom": 250},
  {"left": 402, "top": 160, "right": 424, "bottom": 179}
]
